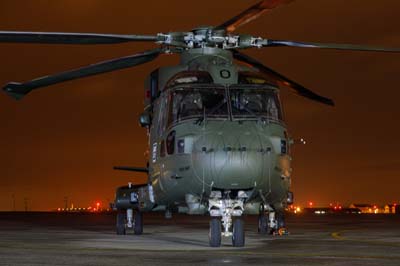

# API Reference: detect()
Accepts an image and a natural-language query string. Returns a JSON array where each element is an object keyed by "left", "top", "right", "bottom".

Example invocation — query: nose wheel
[
  {"left": 209, "top": 218, "right": 222, "bottom": 247},
  {"left": 208, "top": 191, "right": 247, "bottom": 247},
  {"left": 232, "top": 218, "right": 245, "bottom": 247}
]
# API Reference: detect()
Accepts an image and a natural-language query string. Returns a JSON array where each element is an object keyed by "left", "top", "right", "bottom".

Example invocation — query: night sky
[{"left": 1, "top": 0, "right": 400, "bottom": 211}]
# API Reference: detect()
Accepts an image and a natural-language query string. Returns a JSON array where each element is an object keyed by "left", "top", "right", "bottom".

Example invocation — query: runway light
[{"left": 308, "top": 201, "right": 313, "bottom": 207}]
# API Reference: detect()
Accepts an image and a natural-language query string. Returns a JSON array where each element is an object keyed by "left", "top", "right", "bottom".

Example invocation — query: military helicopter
[{"left": 2, "top": 0, "right": 400, "bottom": 247}]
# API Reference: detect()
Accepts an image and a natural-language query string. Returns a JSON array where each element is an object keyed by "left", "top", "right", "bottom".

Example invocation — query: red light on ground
[
  {"left": 308, "top": 202, "right": 313, "bottom": 207},
  {"left": 96, "top": 202, "right": 100, "bottom": 206},
  {"left": 373, "top": 205, "right": 377, "bottom": 209}
]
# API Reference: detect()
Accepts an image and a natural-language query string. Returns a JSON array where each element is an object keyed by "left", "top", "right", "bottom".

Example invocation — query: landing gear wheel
[
  {"left": 116, "top": 210, "right": 126, "bottom": 235},
  {"left": 258, "top": 212, "right": 268, "bottom": 234},
  {"left": 276, "top": 212, "right": 286, "bottom": 229},
  {"left": 209, "top": 218, "right": 221, "bottom": 247},
  {"left": 232, "top": 218, "right": 245, "bottom": 247},
  {"left": 134, "top": 211, "right": 143, "bottom": 235},
  {"left": 275, "top": 212, "right": 288, "bottom": 235}
]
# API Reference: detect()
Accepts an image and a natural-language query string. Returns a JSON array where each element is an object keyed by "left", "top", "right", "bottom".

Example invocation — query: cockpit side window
[{"left": 157, "top": 94, "right": 168, "bottom": 136}]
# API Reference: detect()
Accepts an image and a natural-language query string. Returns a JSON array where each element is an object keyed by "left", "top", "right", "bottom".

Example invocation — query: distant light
[{"left": 308, "top": 201, "right": 313, "bottom": 207}]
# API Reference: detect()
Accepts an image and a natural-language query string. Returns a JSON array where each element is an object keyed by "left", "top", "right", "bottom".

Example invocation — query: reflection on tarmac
[{"left": 0, "top": 212, "right": 399, "bottom": 265}]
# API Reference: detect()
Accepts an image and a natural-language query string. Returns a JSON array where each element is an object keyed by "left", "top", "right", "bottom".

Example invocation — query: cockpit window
[
  {"left": 230, "top": 86, "right": 283, "bottom": 121},
  {"left": 239, "top": 71, "right": 278, "bottom": 85},
  {"left": 167, "top": 86, "right": 227, "bottom": 126},
  {"left": 166, "top": 71, "right": 214, "bottom": 88}
]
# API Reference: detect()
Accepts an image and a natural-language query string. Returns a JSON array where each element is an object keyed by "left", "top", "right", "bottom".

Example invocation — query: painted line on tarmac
[
  {"left": 331, "top": 231, "right": 344, "bottom": 240},
  {"left": 330, "top": 230, "right": 400, "bottom": 247}
]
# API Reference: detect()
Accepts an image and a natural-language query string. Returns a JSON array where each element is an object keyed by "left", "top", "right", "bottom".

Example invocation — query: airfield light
[{"left": 308, "top": 201, "right": 313, "bottom": 207}]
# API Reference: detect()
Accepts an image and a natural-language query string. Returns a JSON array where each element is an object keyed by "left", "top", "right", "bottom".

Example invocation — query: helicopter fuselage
[{"left": 136, "top": 47, "right": 293, "bottom": 215}]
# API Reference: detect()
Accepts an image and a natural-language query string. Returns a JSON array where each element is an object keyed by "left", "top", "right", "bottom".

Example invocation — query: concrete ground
[{"left": 0, "top": 212, "right": 399, "bottom": 265}]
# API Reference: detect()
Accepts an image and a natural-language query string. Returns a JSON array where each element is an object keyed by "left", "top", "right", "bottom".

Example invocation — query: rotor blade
[
  {"left": 232, "top": 50, "right": 334, "bottom": 106},
  {"left": 0, "top": 31, "right": 160, "bottom": 44},
  {"left": 216, "top": 0, "right": 295, "bottom": 32},
  {"left": 3, "top": 48, "right": 161, "bottom": 100},
  {"left": 114, "top": 166, "right": 149, "bottom": 173},
  {"left": 262, "top": 39, "right": 400, "bottom": 53}
]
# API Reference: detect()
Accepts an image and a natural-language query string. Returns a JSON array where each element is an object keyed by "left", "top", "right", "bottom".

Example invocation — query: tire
[
  {"left": 258, "top": 213, "right": 268, "bottom": 234},
  {"left": 276, "top": 212, "right": 286, "bottom": 229},
  {"left": 134, "top": 211, "right": 143, "bottom": 235},
  {"left": 209, "top": 218, "right": 221, "bottom": 247},
  {"left": 116, "top": 210, "right": 126, "bottom": 235},
  {"left": 232, "top": 218, "right": 245, "bottom": 247}
]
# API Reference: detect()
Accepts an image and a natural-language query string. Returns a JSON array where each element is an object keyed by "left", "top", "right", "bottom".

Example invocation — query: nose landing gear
[
  {"left": 208, "top": 190, "right": 247, "bottom": 247},
  {"left": 115, "top": 208, "right": 143, "bottom": 235}
]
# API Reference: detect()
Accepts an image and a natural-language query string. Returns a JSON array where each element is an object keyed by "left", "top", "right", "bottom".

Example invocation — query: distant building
[
  {"left": 384, "top": 204, "right": 396, "bottom": 214},
  {"left": 349, "top": 204, "right": 377, "bottom": 214}
]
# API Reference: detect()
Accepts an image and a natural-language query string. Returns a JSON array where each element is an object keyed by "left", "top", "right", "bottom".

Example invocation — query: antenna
[
  {"left": 11, "top": 193, "right": 16, "bottom": 211},
  {"left": 23, "top": 197, "right": 28, "bottom": 212}
]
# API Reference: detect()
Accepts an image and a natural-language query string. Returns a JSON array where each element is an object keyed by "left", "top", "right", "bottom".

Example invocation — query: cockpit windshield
[
  {"left": 168, "top": 86, "right": 228, "bottom": 125},
  {"left": 230, "top": 86, "right": 282, "bottom": 121},
  {"left": 166, "top": 85, "right": 283, "bottom": 126}
]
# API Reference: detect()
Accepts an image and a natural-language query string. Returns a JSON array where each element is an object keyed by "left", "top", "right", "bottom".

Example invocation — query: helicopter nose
[{"left": 191, "top": 124, "right": 274, "bottom": 189}]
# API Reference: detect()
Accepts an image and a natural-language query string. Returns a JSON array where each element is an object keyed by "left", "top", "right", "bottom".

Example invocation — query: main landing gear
[
  {"left": 258, "top": 206, "right": 287, "bottom": 235},
  {"left": 208, "top": 190, "right": 247, "bottom": 247},
  {"left": 116, "top": 208, "right": 143, "bottom": 235}
]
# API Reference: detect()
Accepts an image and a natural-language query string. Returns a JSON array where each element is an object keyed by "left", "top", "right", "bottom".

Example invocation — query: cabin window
[
  {"left": 166, "top": 131, "right": 176, "bottom": 155},
  {"left": 167, "top": 86, "right": 228, "bottom": 126},
  {"left": 230, "top": 86, "right": 283, "bottom": 121},
  {"left": 160, "top": 140, "right": 166, "bottom": 157}
]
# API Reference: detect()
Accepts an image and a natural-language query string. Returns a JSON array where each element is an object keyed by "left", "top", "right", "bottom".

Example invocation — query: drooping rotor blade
[
  {"left": 216, "top": 0, "right": 295, "bottom": 32},
  {"left": 0, "top": 31, "right": 161, "bottom": 44},
  {"left": 3, "top": 48, "right": 162, "bottom": 100},
  {"left": 113, "top": 166, "right": 148, "bottom": 173},
  {"left": 261, "top": 39, "right": 400, "bottom": 53},
  {"left": 232, "top": 50, "right": 334, "bottom": 106}
]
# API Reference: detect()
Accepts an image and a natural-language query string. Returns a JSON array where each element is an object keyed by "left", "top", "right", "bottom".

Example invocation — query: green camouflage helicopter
[{"left": 2, "top": 0, "right": 400, "bottom": 247}]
